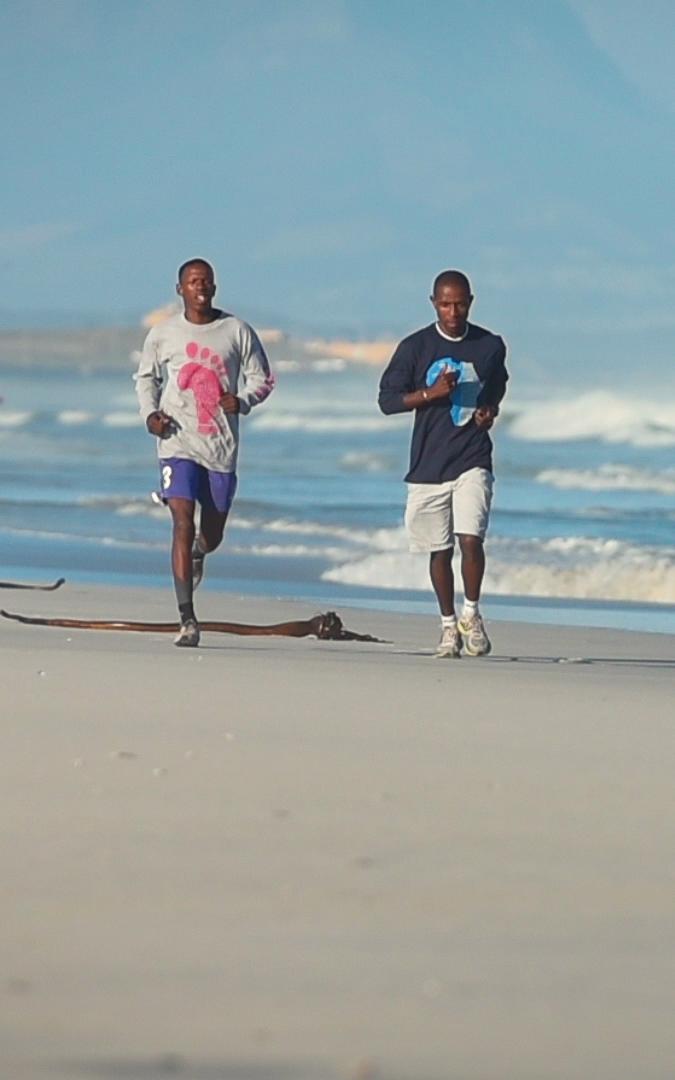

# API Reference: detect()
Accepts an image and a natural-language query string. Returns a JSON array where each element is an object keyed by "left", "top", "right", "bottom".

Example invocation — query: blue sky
[{"left": 1, "top": 0, "right": 674, "bottom": 385}]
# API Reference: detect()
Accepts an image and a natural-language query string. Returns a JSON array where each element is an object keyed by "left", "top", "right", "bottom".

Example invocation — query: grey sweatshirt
[{"left": 135, "top": 310, "right": 274, "bottom": 472}]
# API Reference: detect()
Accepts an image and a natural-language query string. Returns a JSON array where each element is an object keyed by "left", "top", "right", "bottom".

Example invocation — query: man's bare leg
[
  {"left": 168, "top": 497, "right": 199, "bottom": 645},
  {"left": 457, "top": 533, "right": 485, "bottom": 603},
  {"left": 457, "top": 533, "right": 491, "bottom": 655},
  {"left": 429, "top": 548, "right": 455, "bottom": 616},
  {"left": 430, "top": 548, "right": 462, "bottom": 657},
  {"left": 192, "top": 506, "right": 229, "bottom": 589}
]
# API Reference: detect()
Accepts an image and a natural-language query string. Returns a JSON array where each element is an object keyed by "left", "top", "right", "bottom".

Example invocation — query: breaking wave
[
  {"left": 102, "top": 411, "right": 139, "bottom": 427},
  {"left": 58, "top": 410, "right": 93, "bottom": 425},
  {"left": 340, "top": 451, "right": 393, "bottom": 472},
  {"left": 536, "top": 464, "right": 675, "bottom": 496},
  {"left": 250, "top": 413, "right": 391, "bottom": 433},
  {"left": 322, "top": 534, "right": 675, "bottom": 605},
  {"left": 504, "top": 392, "right": 675, "bottom": 448},
  {"left": 0, "top": 410, "right": 33, "bottom": 427}
]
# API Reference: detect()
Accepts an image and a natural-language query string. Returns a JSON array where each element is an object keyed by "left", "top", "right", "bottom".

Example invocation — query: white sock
[
  {"left": 462, "top": 599, "right": 479, "bottom": 620},
  {"left": 441, "top": 615, "right": 457, "bottom": 629}
]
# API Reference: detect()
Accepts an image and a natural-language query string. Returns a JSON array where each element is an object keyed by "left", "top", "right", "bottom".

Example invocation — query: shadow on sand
[
  {"left": 486, "top": 655, "right": 675, "bottom": 668},
  {"left": 55, "top": 1057, "right": 330, "bottom": 1080}
]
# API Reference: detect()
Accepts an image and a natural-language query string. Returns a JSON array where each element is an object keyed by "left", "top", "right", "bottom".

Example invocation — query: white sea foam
[
  {"left": 274, "top": 360, "right": 302, "bottom": 373},
  {"left": 340, "top": 451, "right": 392, "bottom": 472},
  {"left": 58, "top": 410, "right": 92, "bottom": 425},
  {"left": 276, "top": 397, "right": 378, "bottom": 415},
  {"left": 261, "top": 518, "right": 406, "bottom": 549},
  {"left": 488, "top": 536, "right": 675, "bottom": 603},
  {"left": 231, "top": 542, "right": 352, "bottom": 560},
  {"left": 322, "top": 533, "right": 675, "bottom": 604},
  {"left": 114, "top": 501, "right": 167, "bottom": 519},
  {"left": 506, "top": 392, "right": 675, "bottom": 448},
  {"left": 537, "top": 464, "right": 675, "bottom": 496},
  {"left": 0, "top": 410, "right": 32, "bottom": 427},
  {"left": 250, "top": 413, "right": 391, "bottom": 433},
  {"left": 0, "top": 524, "right": 163, "bottom": 550},
  {"left": 102, "top": 411, "right": 140, "bottom": 428},
  {"left": 310, "top": 358, "right": 347, "bottom": 372},
  {"left": 323, "top": 551, "right": 428, "bottom": 591}
]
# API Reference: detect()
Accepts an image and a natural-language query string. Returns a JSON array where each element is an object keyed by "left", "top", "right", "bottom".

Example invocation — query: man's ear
[{"left": 176, "top": 282, "right": 182, "bottom": 297}]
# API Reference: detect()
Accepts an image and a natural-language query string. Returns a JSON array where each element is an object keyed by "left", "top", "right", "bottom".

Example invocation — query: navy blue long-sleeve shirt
[{"left": 378, "top": 322, "right": 508, "bottom": 483}]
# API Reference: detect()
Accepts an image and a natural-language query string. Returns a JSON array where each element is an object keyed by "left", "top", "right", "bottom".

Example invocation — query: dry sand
[{"left": 1, "top": 584, "right": 674, "bottom": 1080}]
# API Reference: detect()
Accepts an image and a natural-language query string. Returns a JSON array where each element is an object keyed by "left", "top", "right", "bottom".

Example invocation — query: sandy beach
[{"left": 2, "top": 583, "right": 674, "bottom": 1080}]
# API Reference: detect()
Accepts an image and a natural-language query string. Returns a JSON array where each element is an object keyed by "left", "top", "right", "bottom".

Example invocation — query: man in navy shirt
[{"left": 378, "top": 270, "right": 508, "bottom": 657}]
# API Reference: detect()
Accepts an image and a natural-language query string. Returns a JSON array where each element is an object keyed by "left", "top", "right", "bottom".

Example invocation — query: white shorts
[{"left": 405, "top": 467, "right": 493, "bottom": 552}]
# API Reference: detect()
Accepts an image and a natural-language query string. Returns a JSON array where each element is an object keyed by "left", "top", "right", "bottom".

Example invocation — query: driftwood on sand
[
  {"left": 0, "top": 577, "right": 65, "bottom": 591},
  {"left": 0, "top": 608, "right": 386, "bottom": 643}
]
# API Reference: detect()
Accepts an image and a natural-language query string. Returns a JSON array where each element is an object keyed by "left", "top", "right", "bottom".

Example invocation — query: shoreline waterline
[
  {"left": 2, "top": 565, "right": 674, "bottom": 636},
  {"left": 2, "top": 364, "right": 675, "bottom": 637}
]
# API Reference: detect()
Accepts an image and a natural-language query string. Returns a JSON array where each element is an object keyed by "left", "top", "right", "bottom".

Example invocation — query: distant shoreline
[
  {"left": 0, "top": 326, "right": 395, "bottom": 371},
  {"left": 0, "top": 327, "right": 141, "bottom": 370}
]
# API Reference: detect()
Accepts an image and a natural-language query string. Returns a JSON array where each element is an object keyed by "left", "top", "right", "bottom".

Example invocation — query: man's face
[
  {"left": 177, "top": 263, "right": 216, "bottom": 309},
  {"left": 431, "top": 282, "right": 473, "bottom": 337}
]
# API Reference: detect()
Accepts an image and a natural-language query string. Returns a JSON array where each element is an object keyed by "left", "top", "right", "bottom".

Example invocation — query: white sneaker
[
  {"left": 174, "top": 619, "right": 200, "bottom": 648},
  {"left": 458, "top": 612, "right": 491, "bottom": 656},
  {"left": 435, "top": 624, "right": 461, "bottom": 658}
]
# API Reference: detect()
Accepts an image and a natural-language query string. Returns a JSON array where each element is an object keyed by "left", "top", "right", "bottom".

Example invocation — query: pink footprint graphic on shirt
[{"left": 178, "top": 343, "right": 229, "bottom": 434}]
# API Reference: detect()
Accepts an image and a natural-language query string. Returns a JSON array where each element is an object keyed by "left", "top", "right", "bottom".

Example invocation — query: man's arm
[
  {"left": 134, "top": 330, "right": 173, "bottom": 434},
  {"left": 378, "top": 342, "right": 456, "bottom": 415},
  {"left": 222, "top": 324, "right": 275, "bottom": 416},
  {"left": 474, "top": 340, "right": 508, "bottom": 429}
]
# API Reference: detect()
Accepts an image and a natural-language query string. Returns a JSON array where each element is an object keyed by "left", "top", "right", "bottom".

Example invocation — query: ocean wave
[
  {"left": 250, "top": 413, "right": 392, "bottom": 433},
  {"left": 102, "top": 411, "right": 140, "bottom": 428},
  {"left": 261, "top": 357, "right": 348, "bottom": 374},
  {"left": 537, "top": 464, "right": 675, "bottom": 496},
  {"left": 270, "top": 396, "right": 378, "bottom": 415},
  {"left": 102, "top": 502, "right": 405, "bottom": 547},
  {"left": 260, "top": 517, "right": 406, "bottom": 549},
  {"left": 0, "top": 524, "right": 164, "bottom": 550},
  {"left": 322, "top": 534, "right": 675, "bottom": 605},
  {"left": 505, "top": 392, "right": 675, "bottom": 447},
  {"left": 0, "top": 410, "right": 33, "bottom": 427},
  {"left": 231, "top": 542, "right": 352, "bottom": 560},
  {"left": 310, "top": 358, "right": 347, "bottom": 372},
  {"left": 58, "top": 410, "right": 93, "bottom": 425},
  {"left": 114, "top": 501, "right": 169, "bottom": 519},
  {"left": 340, "top": 451, "right": 393, "bottom": 472},
  {"left": 273, "top": 360, "right": 302, "bottom": 373}
]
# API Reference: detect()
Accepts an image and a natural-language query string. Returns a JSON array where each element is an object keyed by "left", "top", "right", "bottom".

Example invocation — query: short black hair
[
  {"left": 177, "top": 257, "right": 214, "bottom": 283},
  {"left": 432, "top": 269, "right": 472, "bottom": 297}
]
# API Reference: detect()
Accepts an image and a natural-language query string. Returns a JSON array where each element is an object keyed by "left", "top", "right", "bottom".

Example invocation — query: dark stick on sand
[
  {"left": 0, "top": 608, "right": 386, "bottom": 643},
  {"left": 0, "top": 577, "right": 65, "bottom": 592}
]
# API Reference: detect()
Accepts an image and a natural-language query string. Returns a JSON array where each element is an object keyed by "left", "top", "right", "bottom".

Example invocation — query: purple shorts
[{"left": 159, "top": 458, "right": 237, "bottom": 513}]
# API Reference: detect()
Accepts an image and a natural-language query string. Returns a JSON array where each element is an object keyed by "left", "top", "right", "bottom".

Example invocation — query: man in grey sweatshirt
[{"left": 135, "top": 258, "right": 274, "bottom": 646}]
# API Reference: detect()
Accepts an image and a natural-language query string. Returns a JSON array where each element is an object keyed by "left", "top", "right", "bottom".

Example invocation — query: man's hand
[
  {"left": 146, "top": 410, "right": 174, "bottom": 437},
  {"left": 473, "top": 405, "right": 498, "bottom": 430},
  {"left": 426, "top": 364, "right": 458, "bottom": 401},
  {"left": 220, "top": 393, "right": 241, "bottom": 415}
]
